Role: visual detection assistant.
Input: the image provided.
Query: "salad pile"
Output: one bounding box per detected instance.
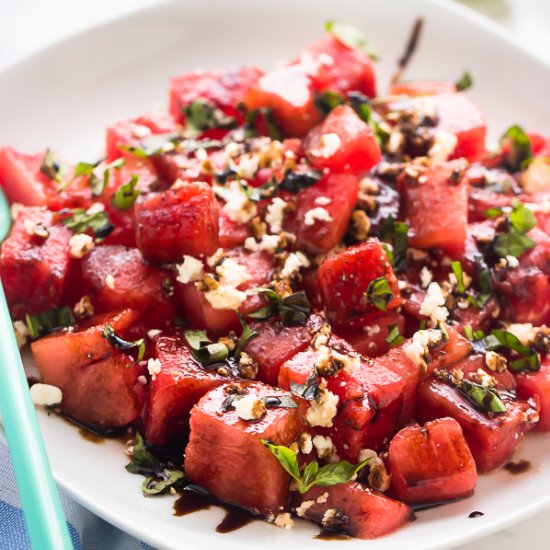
[1,21,550,539]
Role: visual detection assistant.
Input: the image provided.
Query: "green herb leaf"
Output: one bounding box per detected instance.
[142,469,186,496]
[290,369,320,401]
[279,169,323,194]
[500,124,533,171]
[325,21,378,60]
[234,316,259,359]
[260,441,301,484]
[385,324,405,348]
[455,70,473,92]
[312,459,370,489]
[314,91,346,116]
[39,149,64,183]
[248,288,281,320]
[379,216,409,270]
[243,108,283,141]
[92,157,125,197]
[120,132,183,159]
[464,325,474,341]
[112,174,140,210]
[280,291,312,326]
[103,324,145,362]
[184,329,228,366]
[493,231,536,258]
[509,199,537,233]
[73,161,97,178]
[25,306,75,340]
[184,99,238,137]
[183,329,210,350]
[451,261,466,294]
[456,379,507,415]
[365,277,393,311]
[241,179,278,202]
[60,208,114,239]
[262,395,298,409]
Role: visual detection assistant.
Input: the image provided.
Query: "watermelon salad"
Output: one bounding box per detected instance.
[1,20,550,539]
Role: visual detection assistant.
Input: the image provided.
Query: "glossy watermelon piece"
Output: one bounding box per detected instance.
[399,160,469,255]
[516,356,550,431]
[135,181,220,263]
[293,482,413,539]
[144,333,236,446]
[388,418,478,504]
[304,105,381,174]
[184,382,306,516]
[317,239,402,325]
[0,207,72,318]
[81,245,176,328]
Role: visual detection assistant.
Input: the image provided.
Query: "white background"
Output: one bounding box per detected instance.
[0,0,549,549]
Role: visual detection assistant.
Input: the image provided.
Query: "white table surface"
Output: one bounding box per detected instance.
[0,1,549,549]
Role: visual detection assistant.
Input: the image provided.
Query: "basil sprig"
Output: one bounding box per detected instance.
[103,324,145,362]
[378,216,409,270]
[249,289,311,326]
[262,440,371,493]
[279,169,323,194]
[290,369,320,401]
[112,174,140,210]
[234,315,259,360]
[485,329,540,372]
[365,277,393,311]
[125,434,187,496]
[25,306,75,340]
[455,378,507,415]
[385,324,405,348]
[184,329,229,366]
[455,70,473,92]
[325,20,378,60]
[39,149,65,183]
[60,208,114,239]
[184,99,238,137]
[222,393,297,412]
[244,108,283,141]
[499,124,533,171]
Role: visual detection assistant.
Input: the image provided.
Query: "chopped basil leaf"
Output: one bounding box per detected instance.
[25,306,75,340]
[487,329,540,372]
[125,434,187,496]
[280,291,312,326]
[456,379,507,415]
[509,200,537,233]
[474,254,492,298]
[73,161,97,178]
[112,174,140,210]
[325,21,378,60]
[60,208,114,239]
[184,329,228,366]
[241,179,278,202]
[489,200,537,258]
[184,99,238,137]
[379,216,409,270]
[290,369,320,401]
[262,440,371,493]
[347,91,389,145]
[262,395,298,409]
[493,231,536,258]
[500,124,533,171]
[509,355,540,372]
[365,277,393,311]
[103,324,145,362]
[385,324,405,348]
[455,70,473,92]
[451,261,466,294]
[234,316,259,359]
[315,91,346,116]
[464,325,474,341]
[244,108,283,141]
[279,169,323,194]
[39,149,64,183]
[120,132,183,159]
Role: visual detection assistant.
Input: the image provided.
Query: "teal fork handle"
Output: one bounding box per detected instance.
[0,283,73,549]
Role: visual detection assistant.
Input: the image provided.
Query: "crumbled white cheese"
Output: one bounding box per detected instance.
[214,180,257,223]
[147,329,162,339]
[358,448,378,463]
[315,133,341,158]
[105,274,115,290]
[147,358,162,381]
[485,351,507,373]
[85,202,105,216]
[204,285,247,310]
[176,255,204,284]
[428,131,458,163]
[316,492,329,504]
[244,233,281,254]
[13,320,30,349]
[237,153,259,179]
[273,513,294,530]
[265,197,288,234]
[137,375,148,385]
[419,282,449,325]
[306,388,339,428]
[234,394,266,421]
[312,435,335,460]
[322,509,339,527]
[314,196,331,206]
[471,368,497,388]
[216,258,251,288]
[295,500,315,517]
[131,124,152,139]
[419,266,433,289]
[281,251,310,279]
[363,324,381,337]
[506,255,520,268]
[506,323,537,346]
[331,349,361,373]
[304,207,333,226]
[30,384,62,407]
[412,96,437,120]
[297,432,313,455]
[404,329,443,372]
[68,233,94,259]
[10,203,24,220]
[207,248,225,267]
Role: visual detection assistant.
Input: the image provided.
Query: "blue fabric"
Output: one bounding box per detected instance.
[0,442,153,549]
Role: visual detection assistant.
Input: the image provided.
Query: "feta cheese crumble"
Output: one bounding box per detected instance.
[30,384,62,407]
[68,233,94,259]
[147,358,162,381]
[176,255,204,284]
[214,180,257,223]
[304,207,333,226]
[315,133,341,158]
[105,274,115,290]
[314,196,331,206]
[506,323,537,346]
[419,282,449,325]
[216,258,251,287]
[234,394,266,421]
[265,197,288,234]
[404,329,443,372]
[312,435,335,460]
[428,131,458,163]
[306,387,339,428]
[204,285,247,310]
[419,266,433,289]
[281,251,310,278]
[244,233,281,254]
[273,513,294,530]
[13,320,30,349]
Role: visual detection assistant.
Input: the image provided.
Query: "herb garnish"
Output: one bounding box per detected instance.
[222,393,297,412]
[241,179,278,202]
[365,277,393,311]
[455,71,473,92]
[60,208,114,239]
[184,99,238,137]
[249,289,312,326]
[243,108,283,141]
[184,329,229,366]
[454,378,507,415]
[39,149,64,183]
[262,440,371,493]
[125,434,187,496]
[103,324,145,362]
[25,306,75,340]
[112,174,140,210]
[234,316,259,360]
[325,21,378,60]
[385,324,405,348]
[290,369,320,401]
[486,329,540,372]
[499,124,533,171]
[279,169,323,194]
[378,216,409,270]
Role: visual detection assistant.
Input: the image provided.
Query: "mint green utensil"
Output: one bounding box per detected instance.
[0,188,73,549]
